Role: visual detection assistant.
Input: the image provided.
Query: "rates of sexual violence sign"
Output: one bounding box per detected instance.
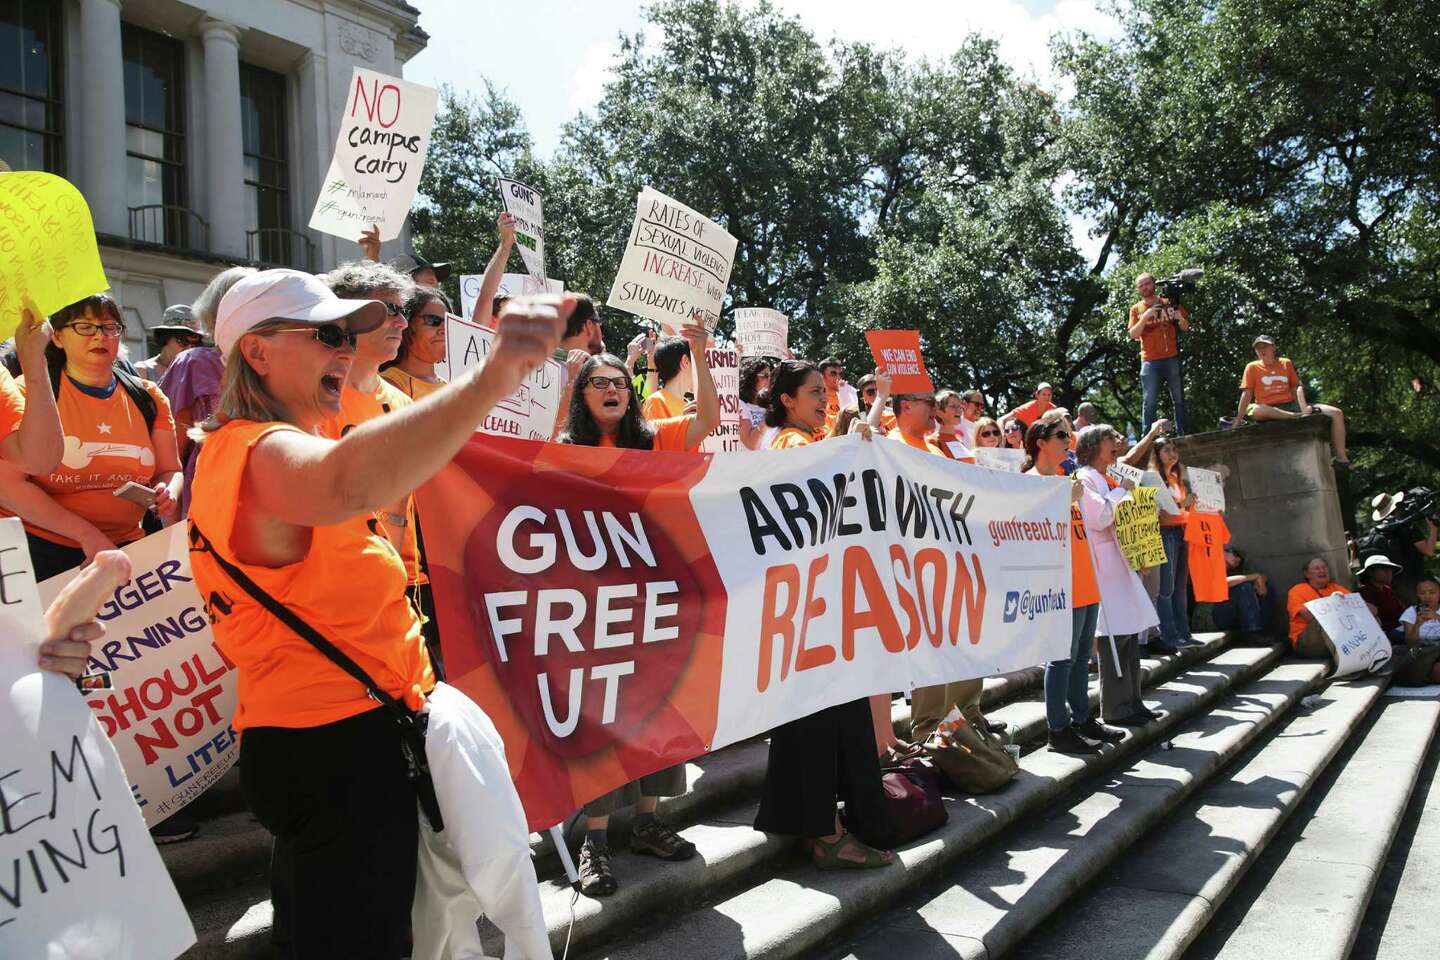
[417,434,1072,830]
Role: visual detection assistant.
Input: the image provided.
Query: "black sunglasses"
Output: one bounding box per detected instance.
[978,429,1001,438]
[417,311,446,327]
[266,323,358,350]
[1050,430,1072,442]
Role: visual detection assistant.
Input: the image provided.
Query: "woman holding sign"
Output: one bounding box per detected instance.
[186,269,561,959]
[1074,424,1161,727]
[1025,412,1126,754]
[555,321,718,897]
[751,360,893,869]
[1149,437,1196,649]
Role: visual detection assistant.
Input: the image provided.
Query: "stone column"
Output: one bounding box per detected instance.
[77,0,128,236]
[199,19,246,258]
[297,48,334,271]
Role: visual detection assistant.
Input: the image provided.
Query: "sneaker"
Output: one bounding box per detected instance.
[578,839,618,897]
[1074,718,1126,743]
[149,815,198,845]
[1219,416,1236,430]
[631,819,697,861]
[985,719,1009,736]
[1146,637,1182,654]
[1048,726,1101,756]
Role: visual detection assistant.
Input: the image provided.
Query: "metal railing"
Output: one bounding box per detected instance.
[128,205,208,250]
[247,228,316,272]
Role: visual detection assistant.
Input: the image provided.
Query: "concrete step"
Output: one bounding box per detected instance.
[554,643,1289,960]
[164,634,1232,903]
[814,656,1333,960]
[177,636,1243,959]
[1353,701,1440,960]
[1011,679,1423,959]
[1174,695,1440,960]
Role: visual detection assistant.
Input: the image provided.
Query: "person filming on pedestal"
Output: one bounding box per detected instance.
[1128,273,1189,435]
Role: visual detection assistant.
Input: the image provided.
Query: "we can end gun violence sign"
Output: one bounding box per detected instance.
[607,188,738,334]
[417,434,1072,830]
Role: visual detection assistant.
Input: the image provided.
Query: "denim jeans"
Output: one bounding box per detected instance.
[1141,356,1186,434]
[1045,603,1100,732]
[1211,581,1274,633]
[1156,525,1191,643]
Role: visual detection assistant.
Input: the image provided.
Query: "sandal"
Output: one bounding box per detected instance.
[810,832,894,870]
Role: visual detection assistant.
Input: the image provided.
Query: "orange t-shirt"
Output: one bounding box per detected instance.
[0,367,23,439]
[1286,581,1349,644]
[888,429,944,456]
[381,366,445,401]
[1070,503,1100,607]
[1010,398,1053,428]
[771,427,815,450]
[325,380,426,587]
[596,415,695,452]
[3,374,175,547]
[1184,512,1231,602]
[1241,357,1300,406]
[641,389,686,422]
[188,420,433,730]
[1130,299,1187,361]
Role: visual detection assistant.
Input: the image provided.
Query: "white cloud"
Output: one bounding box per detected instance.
[568,39,621,116]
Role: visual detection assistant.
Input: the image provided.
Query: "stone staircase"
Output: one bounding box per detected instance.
[164,633,1434,960]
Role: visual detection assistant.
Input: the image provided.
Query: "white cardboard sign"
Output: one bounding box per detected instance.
[497,178,546,284]
[607,187,737,334]
[0,518,197,958]
[1140,470,1182,515]
[974,447,1025,473]
[701,342,741,455]
[733,308,789,358]
[309,68,440,242]
[1304,591,1392,679]
[1107,461,1143,486]
[443,313,564,440]
[458,273,564,325]
[1187,466,1226,513]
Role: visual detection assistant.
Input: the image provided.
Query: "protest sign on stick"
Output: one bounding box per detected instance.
[444,313,564,440]
[497,178,546,284]
[309,68,440,242]
[1113,486,1168,570]
[606,187,737,334]
[38,526,238,828]
[416,435,1070,830]
[1,518,197,958]
[458,273,564,323]
[974,447,1025,473]
[0,172,108,335]
[701,341,741,454]
[1187,466,1226,513]
[865,330,934,393]
[1304,591,1391,679]
[733,308,789,358]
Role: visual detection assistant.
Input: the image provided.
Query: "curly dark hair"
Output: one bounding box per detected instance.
[739,355,774,405]
[46,293,126,372]
[557,353,656,450]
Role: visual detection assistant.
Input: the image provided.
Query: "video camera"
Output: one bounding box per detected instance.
[1378,486,1440,532]
[1157,268,1204,309]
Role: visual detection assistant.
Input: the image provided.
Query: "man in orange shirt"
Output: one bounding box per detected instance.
[1234,334,1349,466]
[1005,382,1054,430]
[1286,556,1358,658]
[1128,273,1190,434]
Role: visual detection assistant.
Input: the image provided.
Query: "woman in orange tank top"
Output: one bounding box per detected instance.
[750,361,894,870]
[189,268,566,959]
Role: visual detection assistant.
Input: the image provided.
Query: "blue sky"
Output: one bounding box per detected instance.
[405,0,1119,158]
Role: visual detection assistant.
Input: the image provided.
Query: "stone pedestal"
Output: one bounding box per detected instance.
[1176,417,1350,632]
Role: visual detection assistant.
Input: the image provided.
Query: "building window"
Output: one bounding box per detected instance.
[122,24,190,246]
[240,63,295,265]
[0,0,64,173]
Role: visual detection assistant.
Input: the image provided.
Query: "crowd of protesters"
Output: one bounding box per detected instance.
[7,215,1434,959]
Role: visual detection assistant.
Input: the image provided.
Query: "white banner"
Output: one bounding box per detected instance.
[689,437,1073,744]
[1,518,196,958]
[1108,461,1143,486]
[309,68,440,242]
[1187,466,1226,513]
[497,178,546,284]
[974,447,1025,473]
[458,273,564,324]
[37,526,237,829]
[701,342,741,454]
[443,313,565,440]
[1304,591,1392,679]
[733,307,789,358]
[606,187,737,334]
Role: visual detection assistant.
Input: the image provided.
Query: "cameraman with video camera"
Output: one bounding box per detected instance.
[1128,272,1194,434]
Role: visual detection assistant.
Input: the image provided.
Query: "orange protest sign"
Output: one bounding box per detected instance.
[865,329,934,393]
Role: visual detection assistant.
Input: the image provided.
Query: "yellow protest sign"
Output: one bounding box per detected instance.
[1114,485,1168,571]
[0,172,108,338]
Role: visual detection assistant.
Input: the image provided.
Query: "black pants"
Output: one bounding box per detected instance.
[26,532,87,582]
[754,697,885,839]
[240,707,419,959]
